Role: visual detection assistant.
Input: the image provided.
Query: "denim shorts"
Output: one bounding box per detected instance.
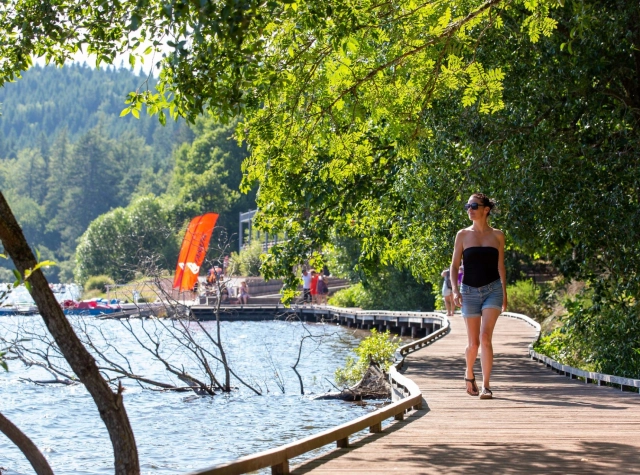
[460,279,503,318]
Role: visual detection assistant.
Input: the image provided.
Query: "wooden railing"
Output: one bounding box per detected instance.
[185,312,450,475]
[502,312,640,393]
[186,310,638,475]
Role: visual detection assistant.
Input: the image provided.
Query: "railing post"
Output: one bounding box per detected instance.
[337,437,349,448]
[370,422,382,433]
[394,412,404,421]
[271,460,290,475]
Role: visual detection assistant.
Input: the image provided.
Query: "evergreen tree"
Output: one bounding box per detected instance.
[5,148,48,204]
[42,130,72,252]
[0,64,185,159]
[53,128,122,258]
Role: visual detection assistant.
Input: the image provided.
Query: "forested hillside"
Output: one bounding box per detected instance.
[0,64,189,161]
[0,64,254,283]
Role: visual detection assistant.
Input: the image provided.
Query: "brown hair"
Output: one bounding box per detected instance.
[471,193,497,214]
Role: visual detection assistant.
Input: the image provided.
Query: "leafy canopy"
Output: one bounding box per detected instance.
[1,0,558,119]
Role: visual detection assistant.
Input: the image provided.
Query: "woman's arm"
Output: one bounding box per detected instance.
[450,231,464,307]
[496,230,507,312]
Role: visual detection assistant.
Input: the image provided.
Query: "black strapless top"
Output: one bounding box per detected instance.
[462,247,500,288]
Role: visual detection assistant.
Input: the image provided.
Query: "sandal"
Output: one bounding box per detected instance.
[479,387,493,399]
[464,377,479,396]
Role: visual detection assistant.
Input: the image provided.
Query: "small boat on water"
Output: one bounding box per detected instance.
[0,283,106,316]
[0,284,41,316]
[63,299,121,316]
[0,304,39,316]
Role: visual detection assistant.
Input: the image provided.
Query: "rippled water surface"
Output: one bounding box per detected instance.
[0,318,368,474]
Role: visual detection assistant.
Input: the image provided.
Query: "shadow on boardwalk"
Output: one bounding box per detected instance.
[293,316,640,474]
[296,437,640,474]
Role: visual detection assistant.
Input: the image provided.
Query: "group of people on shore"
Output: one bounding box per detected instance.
[204,267,250,305]
[200,262,332,307]
[301,268,330,305]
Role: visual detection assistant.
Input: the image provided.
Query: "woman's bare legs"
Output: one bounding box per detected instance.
[463,316,481,393]
[444,294,454,316]
[480,308,500,390]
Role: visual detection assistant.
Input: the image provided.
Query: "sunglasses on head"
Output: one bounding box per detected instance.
[464,203,486,211]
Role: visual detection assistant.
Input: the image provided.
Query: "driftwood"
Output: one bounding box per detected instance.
[314,364,391,401]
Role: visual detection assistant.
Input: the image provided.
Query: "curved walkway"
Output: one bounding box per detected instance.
[293,315,640,474]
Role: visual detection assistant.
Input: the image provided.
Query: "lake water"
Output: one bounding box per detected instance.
[0,318,370,474]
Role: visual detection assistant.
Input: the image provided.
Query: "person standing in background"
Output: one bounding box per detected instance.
[316,274,329,305]
[310,270,319,305]
[301,269,312,305]
[441,268,454,316]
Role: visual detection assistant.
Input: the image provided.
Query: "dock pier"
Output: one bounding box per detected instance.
[189,304,443,339]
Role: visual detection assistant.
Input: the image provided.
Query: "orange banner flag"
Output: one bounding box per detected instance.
[173,213,219,291]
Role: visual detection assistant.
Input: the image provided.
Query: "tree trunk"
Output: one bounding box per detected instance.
[0,410,54,475]
[0,192,139,474]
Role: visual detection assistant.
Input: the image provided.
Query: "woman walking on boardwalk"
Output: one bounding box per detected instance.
[450,193,507,399]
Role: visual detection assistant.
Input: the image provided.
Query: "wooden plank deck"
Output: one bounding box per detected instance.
[293,315,640,474]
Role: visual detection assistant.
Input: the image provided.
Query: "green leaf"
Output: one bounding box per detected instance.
[34,260,57,270]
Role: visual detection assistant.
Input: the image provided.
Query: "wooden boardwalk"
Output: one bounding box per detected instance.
[294,315,640,474]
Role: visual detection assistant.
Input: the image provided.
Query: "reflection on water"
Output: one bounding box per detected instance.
[0,319,368,474]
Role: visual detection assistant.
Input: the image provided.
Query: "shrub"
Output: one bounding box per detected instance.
[227,240,263,276]
[328,283,369,308]
[507,279,549,322]
[335,329,400,386]
[534,328,590,370]
[84,275,115,293]
[240,240,263,276]
[226,252,241,276]
[328,268,435,311]
[534,278,640,379]
[81,288,104,300]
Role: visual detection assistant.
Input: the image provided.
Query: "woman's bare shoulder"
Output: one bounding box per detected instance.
[457,227,474,236]
[454,228,471,244]
[493,228,505,241]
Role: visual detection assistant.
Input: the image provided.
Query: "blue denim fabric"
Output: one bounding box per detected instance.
[460,279,503,318]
